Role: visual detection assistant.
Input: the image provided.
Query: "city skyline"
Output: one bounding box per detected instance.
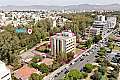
[0,0,120,6]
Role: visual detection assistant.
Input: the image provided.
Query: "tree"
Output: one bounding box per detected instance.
[90,70,99,80]
[108,42,113,51]
[63,69,87,80]
[100,47,106,53]
[38,63,49,74]
[49,61,60,72]
[57,52,68,64]
[0,18,53,67]
[30,62,38,69]
[29,73,43,80]
[67,52,74,62]
[93,35,102,43]
[98,65,106,75]
[83,64,94,73]
[85,39,93,48]
[98,52,105,57]
[31,56,42,63]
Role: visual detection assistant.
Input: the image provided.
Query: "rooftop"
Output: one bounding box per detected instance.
[51,30,75,39]
[14,65,39,80]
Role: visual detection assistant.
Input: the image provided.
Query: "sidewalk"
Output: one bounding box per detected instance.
[20,41,50,62]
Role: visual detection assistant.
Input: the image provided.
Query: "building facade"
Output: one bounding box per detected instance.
[0,61,11,80]
[51,30,76,57]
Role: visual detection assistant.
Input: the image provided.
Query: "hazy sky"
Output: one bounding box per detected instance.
[0,0,119,6]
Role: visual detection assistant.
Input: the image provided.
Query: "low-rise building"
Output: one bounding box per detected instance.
[14,65,39,80]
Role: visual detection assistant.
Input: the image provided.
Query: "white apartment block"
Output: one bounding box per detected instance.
[0,61,11,80]
[107,16,117,29]
[51,30,76,57]
[93,15,108,37]
[97,15,106,22]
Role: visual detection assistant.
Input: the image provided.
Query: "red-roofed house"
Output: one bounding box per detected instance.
[14,65,39,80]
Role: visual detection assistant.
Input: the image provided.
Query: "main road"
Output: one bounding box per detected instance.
[43,28,117,80]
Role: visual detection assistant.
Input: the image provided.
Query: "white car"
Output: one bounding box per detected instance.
[86,53,90,56]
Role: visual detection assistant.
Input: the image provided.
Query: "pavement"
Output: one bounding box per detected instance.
[20,41,50,62]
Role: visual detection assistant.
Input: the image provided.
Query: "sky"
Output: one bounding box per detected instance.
[0,0,120,6]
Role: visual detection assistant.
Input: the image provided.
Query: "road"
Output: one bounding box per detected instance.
[52,29,117,80]
[54,45,100,80]
[43,29,117,80]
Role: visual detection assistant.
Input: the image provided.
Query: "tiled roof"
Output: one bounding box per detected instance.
[14,65,38,80]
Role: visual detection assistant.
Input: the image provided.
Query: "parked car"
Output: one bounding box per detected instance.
[80,58,84,61]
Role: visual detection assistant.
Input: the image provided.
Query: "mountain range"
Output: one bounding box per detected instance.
[0,4,120,11]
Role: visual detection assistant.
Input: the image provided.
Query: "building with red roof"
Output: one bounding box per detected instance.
[14,65,39,80]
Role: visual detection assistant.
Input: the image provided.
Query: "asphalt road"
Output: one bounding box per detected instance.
[54,45,100,80]
[52,29,117,80]
[43,29,117,80]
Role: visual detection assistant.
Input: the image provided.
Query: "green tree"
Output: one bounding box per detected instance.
[93,35,102,43]
[31,56,42,63]
[49,61,60,72]
[63,69,88,80]
[29,73,43,80]
[57,52,68,64]
[85,39,93,48]
[38,63,49,74]
[30,62,38,69]
[84,64,94,73]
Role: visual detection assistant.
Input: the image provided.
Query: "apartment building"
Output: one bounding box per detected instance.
[51,30,76,57]
[0,61,11,80]
[85,27,101,36]
[92,15,108,38]
[107,16,117,29]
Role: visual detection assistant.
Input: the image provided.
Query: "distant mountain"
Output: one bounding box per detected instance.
[0,4,120,11]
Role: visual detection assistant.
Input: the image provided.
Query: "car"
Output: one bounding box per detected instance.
[79,57,81,59]
[80,58,84,61]
[81,48,86,50]
[95,55,99,58]
[82,54,86,56]
[87,60,89,62]
[61,70,63,72]
[70,63,72,65]
[86,53,90,56]
[57,72,60,75]
[69,62,75,65]
[74,59,78,62]
[55,74,58,77]
[64,70,69,74]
